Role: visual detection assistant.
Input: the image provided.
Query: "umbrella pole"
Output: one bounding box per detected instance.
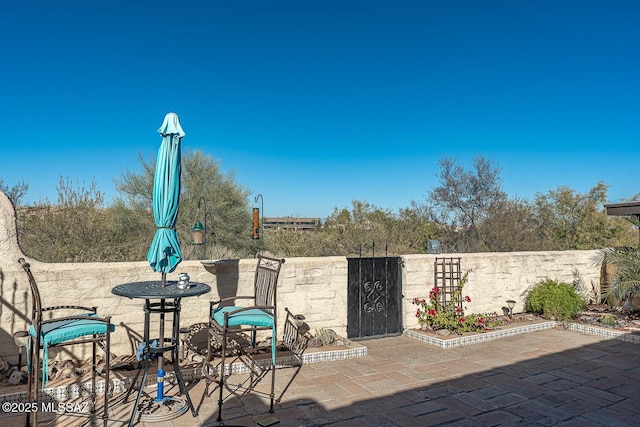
[157,273,166,401]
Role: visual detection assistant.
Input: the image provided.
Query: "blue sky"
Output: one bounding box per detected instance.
[2,1,639,218]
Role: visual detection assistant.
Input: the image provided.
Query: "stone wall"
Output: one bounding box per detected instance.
[401,252,601,331]
[0,191,602,363]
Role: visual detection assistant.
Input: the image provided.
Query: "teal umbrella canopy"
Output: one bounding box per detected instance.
[147,112,185,274]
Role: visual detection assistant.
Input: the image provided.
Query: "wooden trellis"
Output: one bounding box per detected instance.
[434,257,463,313]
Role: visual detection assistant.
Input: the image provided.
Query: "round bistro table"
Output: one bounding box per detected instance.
[112,280,211,426]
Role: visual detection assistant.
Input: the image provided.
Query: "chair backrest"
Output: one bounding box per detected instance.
[18,258,43,325]
[254,255,285,308]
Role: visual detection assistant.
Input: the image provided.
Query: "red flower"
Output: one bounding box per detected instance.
[428,309,436,316]
[415,309,421,317]
[458,317,466,323]
[465,296,471,303]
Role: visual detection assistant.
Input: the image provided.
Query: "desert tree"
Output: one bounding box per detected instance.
[115,149,256,259]
[0,178,29,206]
[16,178,150,262]
[427,155,506,252]
[533,182,635,250]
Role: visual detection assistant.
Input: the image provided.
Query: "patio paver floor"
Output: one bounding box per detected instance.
[2,328,639,426]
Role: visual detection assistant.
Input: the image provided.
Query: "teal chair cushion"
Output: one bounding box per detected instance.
[28,313,115,387]
[212,306,274,327]
[29,315,115,345]
[212,306,276,363]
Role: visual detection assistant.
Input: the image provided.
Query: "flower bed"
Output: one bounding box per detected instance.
[406,308,640,348]
[406,314,555,348]
[413,273,505,335]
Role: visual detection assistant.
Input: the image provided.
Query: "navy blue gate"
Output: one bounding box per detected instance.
[347,257,402,340]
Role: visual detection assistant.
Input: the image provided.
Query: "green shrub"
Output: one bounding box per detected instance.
[525,278,586,321]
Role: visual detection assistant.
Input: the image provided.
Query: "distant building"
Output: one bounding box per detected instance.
[263,217,320,231]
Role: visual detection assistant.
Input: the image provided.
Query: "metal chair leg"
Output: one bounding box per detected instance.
[32,334,42,427]
[103,321,111,427]
[217,326,227,422]
[269,363,275,413]
[92,339,97,415]
[25,334,35,427]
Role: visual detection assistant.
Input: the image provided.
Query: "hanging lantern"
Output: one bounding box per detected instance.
[252,208,260,240]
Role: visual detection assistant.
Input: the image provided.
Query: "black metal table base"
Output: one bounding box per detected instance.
[136,396,189,423]
[123,299,196,426]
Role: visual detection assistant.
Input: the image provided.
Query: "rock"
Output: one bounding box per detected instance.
[50,360,84,380]
[110,355,139,370]
[191,354,206,363]
[435,329,452,336]
[308,338,324,347]
[332,335,351,347]
[8,369,25,385]
[0,358,9,373]
[96,361,108,374]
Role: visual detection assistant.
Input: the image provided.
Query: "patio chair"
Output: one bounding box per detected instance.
[18,258,115,427]
[205,255,285,422]
[275,307,310,402]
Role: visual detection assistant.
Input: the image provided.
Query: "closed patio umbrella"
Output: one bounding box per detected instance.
[147,112,184,276]
[148,112,184,402]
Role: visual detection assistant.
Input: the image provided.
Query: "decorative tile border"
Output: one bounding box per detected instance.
[303,346,368,363]
[0,377,131,405]
[199,345,368,377]
[405,322,558,349]
[405,321,640,348]
[0,344,367,405]
[566,323,640,345]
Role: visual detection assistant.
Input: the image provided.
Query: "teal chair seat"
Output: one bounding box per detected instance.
[29,314,115,344]
[28,314,115,386]
[213,307,274,328]
[212,306,276,362]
